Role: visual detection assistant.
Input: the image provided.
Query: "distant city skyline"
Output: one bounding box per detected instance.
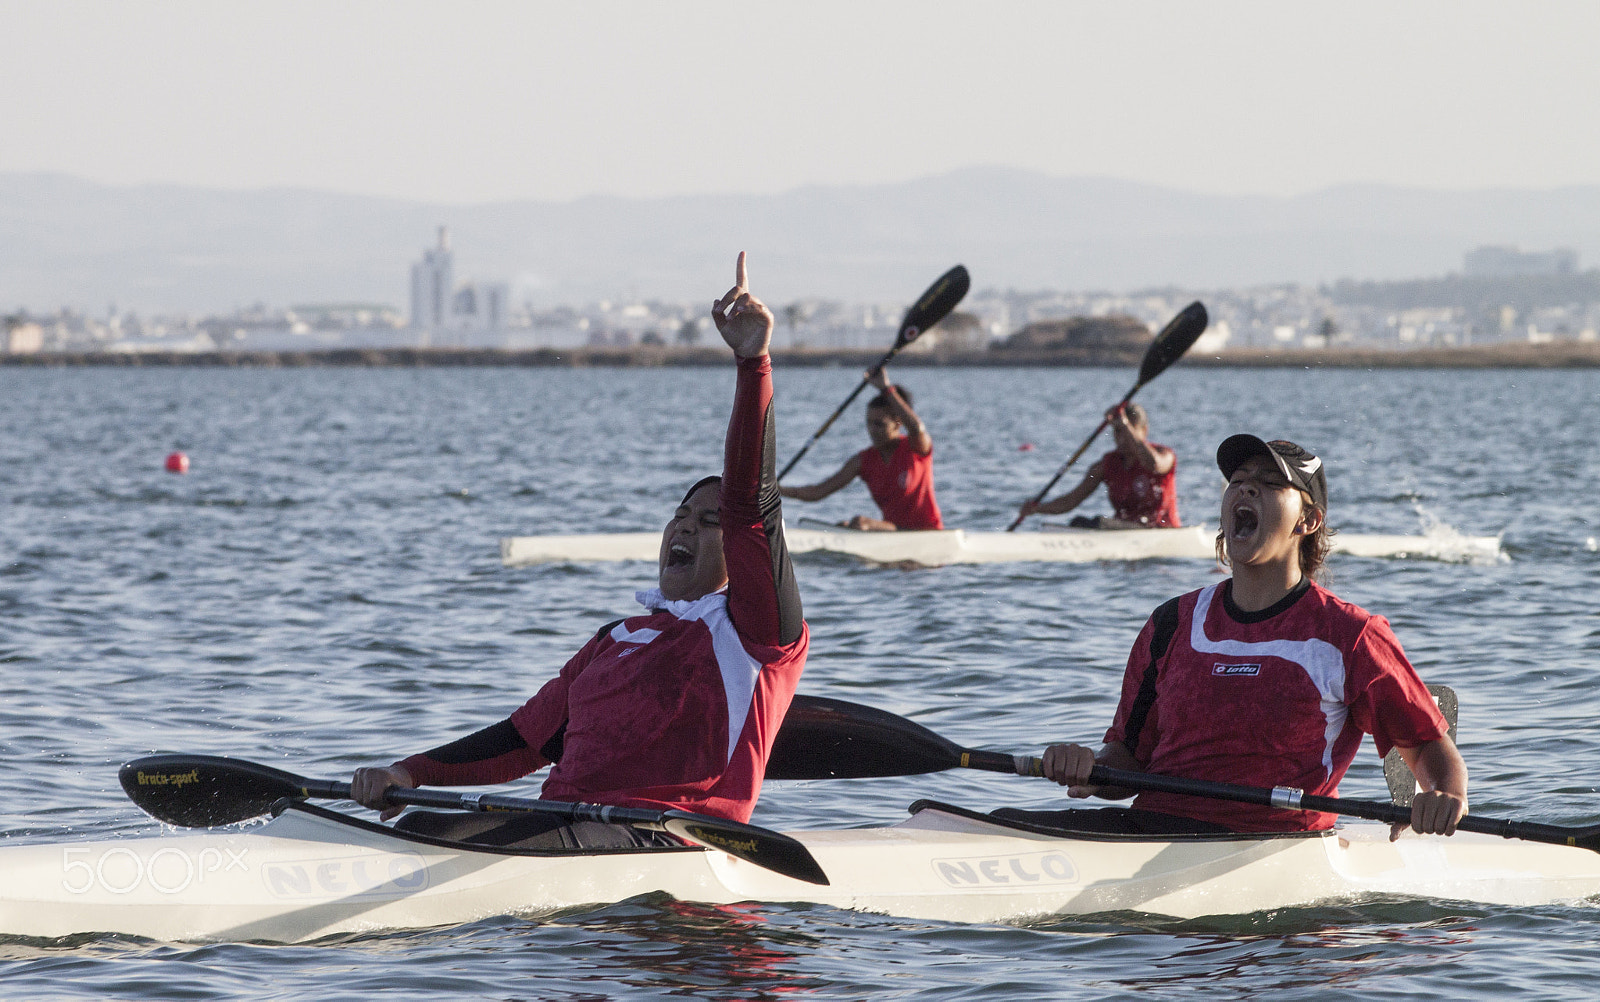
[3,1,1600,204]
[8,225,1596,358]
[5,168,1599,318]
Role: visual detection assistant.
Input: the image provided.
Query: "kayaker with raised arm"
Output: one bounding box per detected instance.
[351,253,808,847]
[1018,402,1179,528]
[1004,435,1467,838]
[778,368,943,531]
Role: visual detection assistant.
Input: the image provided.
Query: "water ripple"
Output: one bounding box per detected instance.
[2,366,1599,998]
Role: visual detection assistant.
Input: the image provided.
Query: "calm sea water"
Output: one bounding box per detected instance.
[1,363,1598,1000]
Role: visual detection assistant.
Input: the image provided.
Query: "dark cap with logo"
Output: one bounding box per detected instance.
[1216,434,1328,512]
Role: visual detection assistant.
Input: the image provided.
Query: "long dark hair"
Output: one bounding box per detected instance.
[680,476,722,506]
[1214,495,1335,583]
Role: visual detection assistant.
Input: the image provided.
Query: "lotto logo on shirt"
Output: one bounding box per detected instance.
[1212,663,1261,677]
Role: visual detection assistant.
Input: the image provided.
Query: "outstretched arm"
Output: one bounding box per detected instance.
[714,253,804,648]
[351,719,547,821]
[349,618,621,820]
[1021,462,1105,517]
[779,453,862,502]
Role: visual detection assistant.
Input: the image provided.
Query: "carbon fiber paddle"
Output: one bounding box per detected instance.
[120,754,828,885]
[777,264,969,483]
[1008,300,1208,530]
[769,693,1600,853]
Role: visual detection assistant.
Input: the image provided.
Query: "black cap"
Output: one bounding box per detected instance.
[1216,435,1328,513]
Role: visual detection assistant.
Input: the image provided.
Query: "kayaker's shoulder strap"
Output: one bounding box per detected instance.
[592,617,628,644]
[1123,596,1183,756]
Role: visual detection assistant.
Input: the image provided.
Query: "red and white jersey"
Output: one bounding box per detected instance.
[1105,580,1448,831]
[505,585,806,822]
[857,437,943,530]
[1099,446,1180,527]
[399,355,808,824]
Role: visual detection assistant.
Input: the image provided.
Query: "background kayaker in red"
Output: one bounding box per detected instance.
[779,367,943,530]
[1018,402,1180,528]
[351,253,808,848]
[1007,435,1468,838]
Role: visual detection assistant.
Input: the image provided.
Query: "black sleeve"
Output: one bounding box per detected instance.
[420,719,531,764]
[1121,597,1182,758]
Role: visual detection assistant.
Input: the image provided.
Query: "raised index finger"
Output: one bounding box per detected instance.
[735,251,748,292]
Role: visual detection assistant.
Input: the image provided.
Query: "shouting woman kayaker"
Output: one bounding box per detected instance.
[351,253,808,847]
[1007,434,1468,837]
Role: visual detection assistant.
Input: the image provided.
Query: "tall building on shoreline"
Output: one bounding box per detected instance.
[408,226,510,344]
[409,227,455,334]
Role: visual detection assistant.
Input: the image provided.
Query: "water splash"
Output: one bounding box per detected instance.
[1403,503,1506,565]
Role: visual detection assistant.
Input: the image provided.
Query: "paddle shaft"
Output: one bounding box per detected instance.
[777,345,906,483]
[214,774,682,825]
[767,694,1600,853]
[928,744,1592,849]
[325,780,696,831]
[776,264,969,484]
[1007,301,1207,532]
[946,745,1580,847]
[1005,385,1140,531]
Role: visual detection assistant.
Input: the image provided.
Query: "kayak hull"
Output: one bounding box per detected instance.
[3,801,1594,943]
[500,526,1502,567]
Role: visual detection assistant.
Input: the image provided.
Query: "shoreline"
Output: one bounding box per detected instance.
[4,342,1600,368]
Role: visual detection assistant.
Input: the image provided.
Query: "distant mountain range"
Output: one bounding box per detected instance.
[3,168,1599,314]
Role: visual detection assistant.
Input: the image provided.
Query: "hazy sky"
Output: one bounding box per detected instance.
[4,1,1598,204]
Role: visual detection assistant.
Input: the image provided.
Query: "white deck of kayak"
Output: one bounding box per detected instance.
[2,802,1592,944]
[500,525,1504,567]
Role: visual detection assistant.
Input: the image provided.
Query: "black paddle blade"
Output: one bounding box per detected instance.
[766,694,961,779]
[661,813,830,885]
[1137,300,1208,386]
[895,265,970,349]
[120,754,317,827]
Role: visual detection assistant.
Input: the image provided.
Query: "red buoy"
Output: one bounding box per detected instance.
[165,451,190,474]
[1018,442,1035,452]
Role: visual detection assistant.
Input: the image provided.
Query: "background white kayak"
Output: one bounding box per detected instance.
[500,525,1504,567]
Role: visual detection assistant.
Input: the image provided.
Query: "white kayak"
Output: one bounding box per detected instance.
[4,799,1595,944]
[500,525,1503,568]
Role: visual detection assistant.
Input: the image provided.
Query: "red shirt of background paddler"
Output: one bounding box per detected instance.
[1017,402,1178,529]
[856,436,942,531]
[778,371,944,531]
[1099,447,1179,527]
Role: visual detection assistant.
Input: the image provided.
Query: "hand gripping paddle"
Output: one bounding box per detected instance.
[1009,301,1208,530]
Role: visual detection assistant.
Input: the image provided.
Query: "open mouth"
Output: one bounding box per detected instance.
[1230,505,1259,539]
[667,543,695,567]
